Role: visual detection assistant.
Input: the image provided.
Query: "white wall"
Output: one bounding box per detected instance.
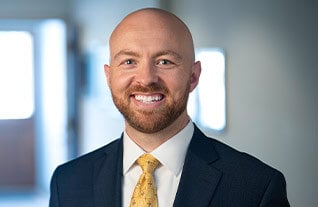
[164,0,317,206]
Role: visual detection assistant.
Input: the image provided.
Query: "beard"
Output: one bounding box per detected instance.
[110,82,190,134]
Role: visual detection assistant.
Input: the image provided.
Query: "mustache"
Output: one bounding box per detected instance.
[126,83,169,94]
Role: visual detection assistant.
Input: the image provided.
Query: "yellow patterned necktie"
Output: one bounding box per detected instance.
[130,154,160,207]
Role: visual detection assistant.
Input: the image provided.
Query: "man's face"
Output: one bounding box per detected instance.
[105,12,200,134]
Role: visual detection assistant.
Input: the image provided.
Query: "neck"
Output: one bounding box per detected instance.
[125,113,190,152]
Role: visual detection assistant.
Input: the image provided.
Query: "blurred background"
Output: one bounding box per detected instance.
[0,0,317,206]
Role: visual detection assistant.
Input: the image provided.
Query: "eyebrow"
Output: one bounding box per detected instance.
[113,50,141,60]
[113,49,183,61]
[154,50,183,61]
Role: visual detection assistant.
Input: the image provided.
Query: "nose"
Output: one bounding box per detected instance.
[135,62,159,86]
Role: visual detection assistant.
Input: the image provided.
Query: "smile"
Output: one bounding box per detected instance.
[134,94,164,103]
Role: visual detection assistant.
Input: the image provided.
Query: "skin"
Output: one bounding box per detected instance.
[104,8,201,152]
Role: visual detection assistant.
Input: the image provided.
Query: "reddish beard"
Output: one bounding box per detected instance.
[110,82,190,134]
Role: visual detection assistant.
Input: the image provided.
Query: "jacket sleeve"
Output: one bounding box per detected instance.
[259,171,290,207]
[49,167,60,207]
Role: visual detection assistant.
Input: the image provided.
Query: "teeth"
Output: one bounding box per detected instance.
[135,95,163,103]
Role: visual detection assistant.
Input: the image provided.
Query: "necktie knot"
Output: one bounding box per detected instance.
[137,154,159,174]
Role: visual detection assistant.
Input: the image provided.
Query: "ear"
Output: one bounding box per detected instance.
[189,61,201,92]
[104,64,111,86]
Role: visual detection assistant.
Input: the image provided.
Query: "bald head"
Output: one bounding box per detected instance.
[109,8,195,64]
[110,8,193,41]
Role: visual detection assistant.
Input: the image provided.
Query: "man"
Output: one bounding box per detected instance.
[49,8,289,207]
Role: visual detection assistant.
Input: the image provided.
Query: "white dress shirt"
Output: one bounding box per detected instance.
[122,121,194,207]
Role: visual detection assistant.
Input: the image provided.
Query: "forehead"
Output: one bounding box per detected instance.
[109,10,194,61]
[112,26,179,55]
[113,26,178,45]
[111,13,183,42]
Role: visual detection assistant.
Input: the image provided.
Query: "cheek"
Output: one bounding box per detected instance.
[109,72,134,92]
[164,73,191,96]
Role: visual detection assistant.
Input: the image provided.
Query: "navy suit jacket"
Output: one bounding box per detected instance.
[49,125,289,206]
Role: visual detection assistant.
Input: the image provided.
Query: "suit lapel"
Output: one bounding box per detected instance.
[90,127,221,207]
[174,126,222,207]
[93,138,123,207]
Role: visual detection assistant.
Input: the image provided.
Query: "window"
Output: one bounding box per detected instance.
[0,31,34,119]
[0,19,68,206]
[188,48,226,132]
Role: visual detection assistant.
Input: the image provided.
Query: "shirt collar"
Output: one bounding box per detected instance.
[123,121,194,176]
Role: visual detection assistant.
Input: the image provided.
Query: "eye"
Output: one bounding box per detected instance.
[157,59,172,65]
[117,58,137,69]
[156,59,177,69]
[124,59,135,65]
